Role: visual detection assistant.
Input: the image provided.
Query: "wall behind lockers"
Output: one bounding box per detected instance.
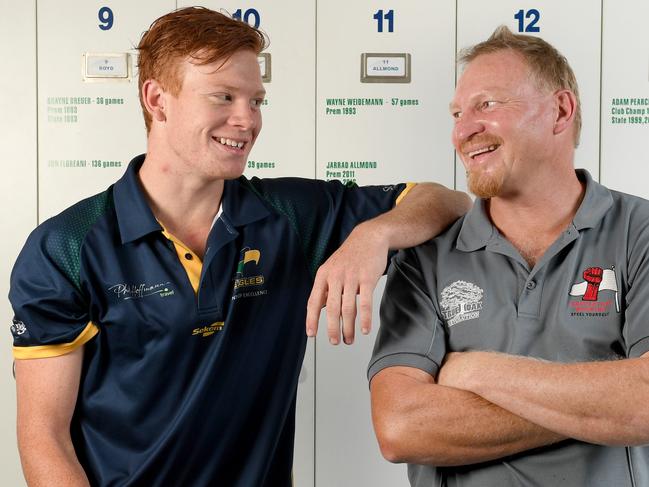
[1,1,647,485]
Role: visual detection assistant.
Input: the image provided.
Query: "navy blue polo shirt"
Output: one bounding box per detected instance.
[10,155,411,487]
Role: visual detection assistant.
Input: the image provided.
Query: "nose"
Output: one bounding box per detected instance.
[453,112,484,147]
[229,100,257,131]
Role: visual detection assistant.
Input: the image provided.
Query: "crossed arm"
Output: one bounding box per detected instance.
[306,183,471,345]
[370,350,649,467]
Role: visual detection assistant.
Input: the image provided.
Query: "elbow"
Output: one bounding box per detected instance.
[376,429,407,464]
[373,414,411,463]
[431,184,472,222]
[452,190,473,217]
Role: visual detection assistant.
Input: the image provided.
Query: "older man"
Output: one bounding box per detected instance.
[369,26,649,486]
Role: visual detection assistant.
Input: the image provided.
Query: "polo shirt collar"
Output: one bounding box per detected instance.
[113,154,162,244]
[456,169,613,252]
[572,169,613,230]
[114,156,271,244]
[456,199,496,252]
[221,177,270,227]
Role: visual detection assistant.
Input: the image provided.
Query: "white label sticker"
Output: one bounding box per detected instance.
[258,56,267,77]
[365,56,406,77]
[85,53,129,78]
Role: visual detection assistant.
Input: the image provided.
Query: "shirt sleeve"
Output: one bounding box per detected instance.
[9,226,98,359]
[367,244,447,381]
[623,213,649,358]
[244,177,412,278]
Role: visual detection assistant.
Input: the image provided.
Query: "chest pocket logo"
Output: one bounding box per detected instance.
[569,266,620,315]
[440,280,484,327]
[235,248,261,277]
[232,247,268,300]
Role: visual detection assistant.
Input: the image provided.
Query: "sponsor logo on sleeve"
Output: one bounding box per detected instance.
[440,280,484,327]
[568,266,620,316]
[10,319,27,336]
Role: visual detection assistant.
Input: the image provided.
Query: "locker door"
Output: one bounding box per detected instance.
[1,2,37,485]
[37,1,175,220]
[316,1,456,486]
[600,0,649,196]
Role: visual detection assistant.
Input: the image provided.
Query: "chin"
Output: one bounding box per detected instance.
[468,170,507,199]
[218,162,248,180]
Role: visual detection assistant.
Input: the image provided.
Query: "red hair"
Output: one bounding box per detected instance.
[137,7,267,132]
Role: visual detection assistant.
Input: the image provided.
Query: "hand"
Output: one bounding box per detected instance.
[583,266,603,301]
[305,221,389,345]
[583,267,603,285]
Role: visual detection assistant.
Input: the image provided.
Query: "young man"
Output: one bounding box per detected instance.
[9,7,469,486]
[370,26,649,486]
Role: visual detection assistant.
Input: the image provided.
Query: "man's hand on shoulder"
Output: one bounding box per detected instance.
[306,220,389,345]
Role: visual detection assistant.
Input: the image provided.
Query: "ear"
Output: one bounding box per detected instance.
[141,79,167,124]
[552,89,577,137]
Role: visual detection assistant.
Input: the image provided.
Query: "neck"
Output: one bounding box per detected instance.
[487,167,585,267]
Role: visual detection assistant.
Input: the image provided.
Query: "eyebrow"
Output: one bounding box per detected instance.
[448,89,508,112]
[211,85,267,97]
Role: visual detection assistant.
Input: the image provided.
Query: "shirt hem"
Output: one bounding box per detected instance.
[395,183,417,206]
[13,321,99,359]
[367,353,440,383]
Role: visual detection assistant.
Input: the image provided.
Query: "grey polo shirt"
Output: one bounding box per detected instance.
[369,170,649,487]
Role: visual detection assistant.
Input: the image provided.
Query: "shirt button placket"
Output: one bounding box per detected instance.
[519,276,542,318]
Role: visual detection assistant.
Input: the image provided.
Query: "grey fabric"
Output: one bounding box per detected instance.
[370,170,649,487]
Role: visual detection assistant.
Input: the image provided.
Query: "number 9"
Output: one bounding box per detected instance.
[98,6,114,31]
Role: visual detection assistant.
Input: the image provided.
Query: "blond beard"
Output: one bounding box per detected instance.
[467,165,507,199]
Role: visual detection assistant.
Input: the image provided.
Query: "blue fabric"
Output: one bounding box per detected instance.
[10,155,405,486]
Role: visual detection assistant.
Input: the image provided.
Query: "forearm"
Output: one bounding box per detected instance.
[371,369,565,466]
[457,352,649,445]
[365,183,471,249]
[19,430,90,487]
[15,350,88,486]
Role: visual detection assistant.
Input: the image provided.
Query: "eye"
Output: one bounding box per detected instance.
[212,94,232,104]
[451,110,462,119]
[250,98,265,108]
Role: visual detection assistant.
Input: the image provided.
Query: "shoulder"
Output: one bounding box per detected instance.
[240,176,349,204]
[36,188,114,244]
[605,189,649,243]
[392,216,465,278]
[609,188,649,218]
[409,215,465,256]
[18,189,114,286]
[238,176,372,224]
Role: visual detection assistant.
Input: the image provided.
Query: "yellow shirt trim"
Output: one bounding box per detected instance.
[161,228,203,295]
[395,182,417,206]
[13,321,99,359]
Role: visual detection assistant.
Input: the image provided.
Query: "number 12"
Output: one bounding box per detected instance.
[514,9,540,33]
